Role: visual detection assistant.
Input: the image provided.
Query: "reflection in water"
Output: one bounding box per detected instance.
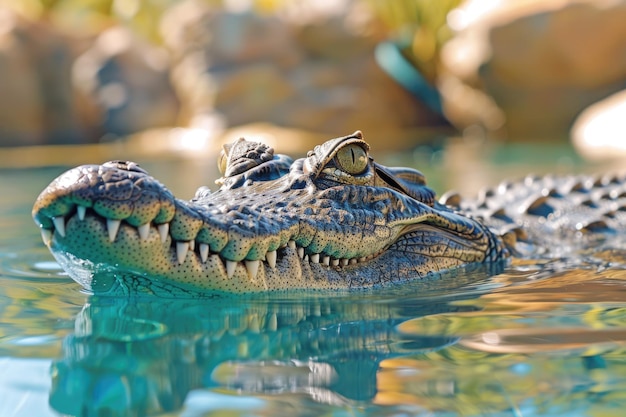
[41,265,626,416]
[391,268,626,416]
[49,291,476,416]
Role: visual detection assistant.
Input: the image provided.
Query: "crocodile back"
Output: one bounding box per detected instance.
[441,173,626,259]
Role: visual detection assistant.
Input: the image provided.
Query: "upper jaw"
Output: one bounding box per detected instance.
[32,160,400,256]
[35,200,487,295]
[32,165,400,292]
[39,203,391,288]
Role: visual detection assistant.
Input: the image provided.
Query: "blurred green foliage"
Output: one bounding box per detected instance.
[365,0,463,81]
[2,0,289,42]
[4,0,178,41]
[4,0,461,80]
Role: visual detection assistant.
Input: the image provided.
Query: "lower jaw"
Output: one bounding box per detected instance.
[51,236,502,296]
[50,231,358,295]
[48,218,493,295]
[48,216,390,294]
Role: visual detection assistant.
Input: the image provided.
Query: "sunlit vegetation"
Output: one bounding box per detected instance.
[363,0,462,81]
[3,0,462,80]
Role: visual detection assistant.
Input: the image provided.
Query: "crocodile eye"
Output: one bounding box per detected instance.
[217,150,228,175]
[335,144,368,175]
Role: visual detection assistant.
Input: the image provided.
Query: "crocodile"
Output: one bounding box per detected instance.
[32,131,626,296]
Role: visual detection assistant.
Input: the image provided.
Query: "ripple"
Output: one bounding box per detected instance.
[461,327,626,354]
[8,334,59,347]
[0,245,69,282]
[31,260,65,274]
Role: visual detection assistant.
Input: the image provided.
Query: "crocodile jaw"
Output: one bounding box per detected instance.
[43,212,392,295]
[40,211,501,296]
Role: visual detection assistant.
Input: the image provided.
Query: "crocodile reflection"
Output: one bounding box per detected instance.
[49,286,484,415]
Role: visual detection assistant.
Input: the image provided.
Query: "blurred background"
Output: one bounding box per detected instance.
[0,0,625,185]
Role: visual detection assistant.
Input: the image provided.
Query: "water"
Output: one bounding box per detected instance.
[3,157,626,417]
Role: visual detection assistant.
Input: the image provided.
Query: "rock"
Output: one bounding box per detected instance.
[73,27,180,139]
[571,89,626,161]
[0,11,181,146]
[161,1,451,152]
[0,9,85,146]
[213,63,297,126]
[441,0,626,141]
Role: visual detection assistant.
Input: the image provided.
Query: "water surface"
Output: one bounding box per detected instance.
[2,152,626,417]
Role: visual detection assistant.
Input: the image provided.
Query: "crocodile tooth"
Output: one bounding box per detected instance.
[137,223,150,240]
[322,255,330,266]
[312,304,321,316]
[288,240,296,249]
[199,243,209,263]
[310,253,320,263]
[349,258,357,265]
[176,241,189,264]
[189,240,195,251]
[77,206,86,221]
[245,260,260,280]
[297,247,305,259]
[40,229,52,246]
[52,216,65,237]
[157,223,169,243]
[268,313,277,331]
[340,259,349,266]
[358,257,366,262]
[238,343,249,357]
[106,219,121,242]
[266,250,277,268]
[248,315,260,333]
[304,255,309,262]
[226,261,237,278]
[332,258,339,267]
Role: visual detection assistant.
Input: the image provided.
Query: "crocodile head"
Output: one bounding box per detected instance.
[32,131,507,295]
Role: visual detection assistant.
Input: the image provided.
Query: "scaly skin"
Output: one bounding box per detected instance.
[33,131,506,295]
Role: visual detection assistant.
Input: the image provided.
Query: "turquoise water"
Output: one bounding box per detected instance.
[3,160,626,417]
